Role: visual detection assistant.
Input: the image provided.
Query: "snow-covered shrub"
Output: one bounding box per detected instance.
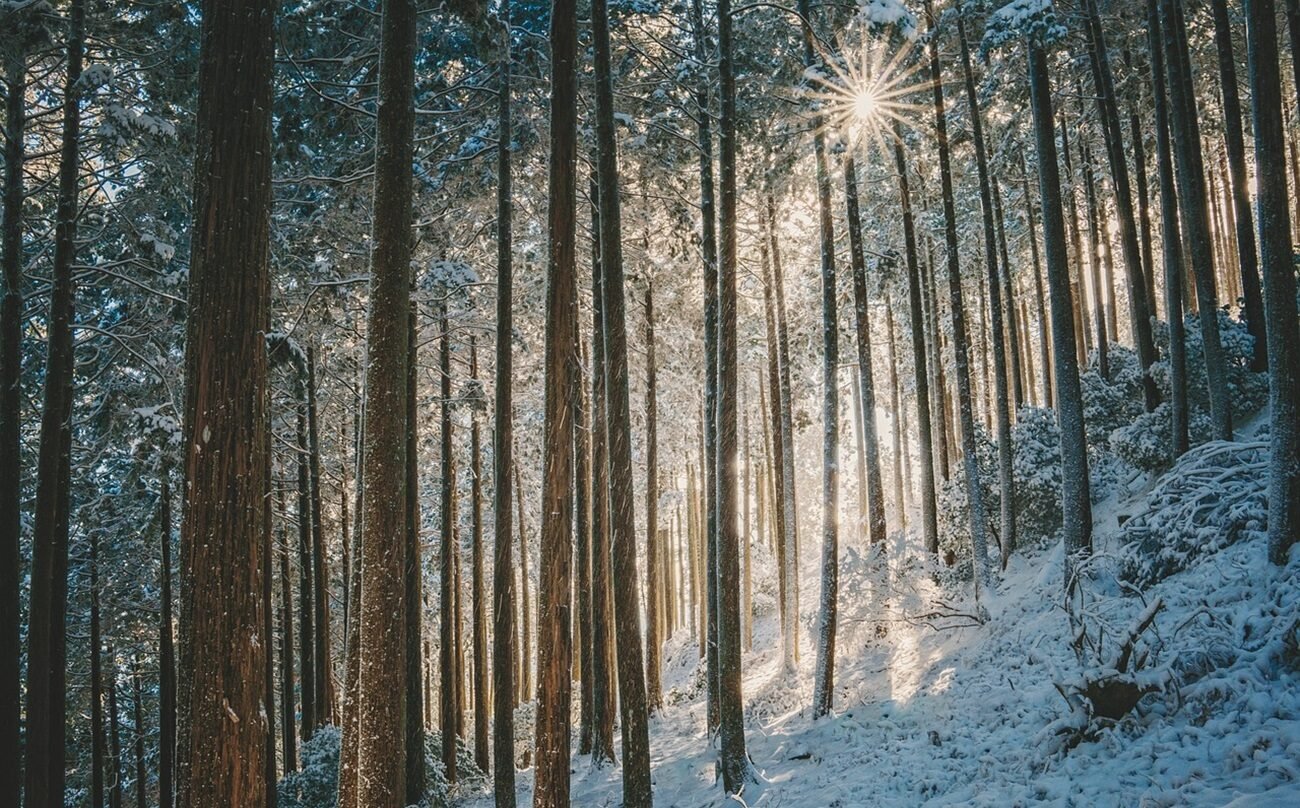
[1010,406,1062,544]
[277,726,340,808]
[936,424,998,574]
[1110,404,1173,472]
[1148,311,1268,429]
[1118,439,1268,587]
[1080,345,1145,450]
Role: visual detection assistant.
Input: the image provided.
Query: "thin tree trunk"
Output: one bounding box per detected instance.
[1081,0,1161,407]
[109,643,123,808]
[131,660,146,808]
[470,337,490,772]
[845,156,888,547]
[1019,152,1054,408]
[958,16,1016,567]
[354,0,415,801]
[533,0,579,799]
[263,442,278,806]
[514,460,532,704]
[643,284,662,713]
[894,139,939,553]
[159,472,176,807]
[885,299,906,532]
[927,1,992,592]
[1026,33,1093,589]
[438,300,458,785]
[306,349,333,726]
[992,176,1025,411]
[1147,0,1189,458]
[406,307,425,801]
[588,184,616,764]
[575,334,593,755]
[1059,115,1090,368]
[1160,0,1234,440]
[92,535,106,808]
[1080,136,1110,380]
[277,507,297,774]
[797,0,841,719]
[175,1,273,805]
[24,3,84,802]
[296,404,316,741]
[1243,0,1300,564]
[0,33,28,806]
[1209,0,1267,371]
[491,22,517,795]
[717,0,751,788]
[592,1,653,798]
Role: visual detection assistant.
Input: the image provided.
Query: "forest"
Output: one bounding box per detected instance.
[3,0,1300,805]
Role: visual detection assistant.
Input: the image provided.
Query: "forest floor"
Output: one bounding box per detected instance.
[460,421,1300,806]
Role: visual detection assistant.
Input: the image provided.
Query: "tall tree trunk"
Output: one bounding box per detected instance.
[766,197,800,671]
[716,0,750,788]
[894,139,939,554]
[1124,49,1160,323]
[1146,0,1189,458]
[296,404,316,741]
[588,184,617,765]
[306,348,333,725]
[1244,0,1300,564]
[797,0,841,719]
[277,514,296,775]
[926,1,992,591]
[760,235,789,645]
[1080,136,1110,380]
[24,3,84,803]
[175,0,273,805]
[1058,115,1090,368]
[992,175,1025,410]
[845,156,887,547]
[1209,0,1267,371]
[109,643,123,808]
[438,300,458,785]
[491,16,517,801]
[406,308,425,800]
[514,460,533,704]
[263,444,278,806]
[1160,0,1234,440]
[0,33,27,807]
[643,284,662,713]
[159,473,176,807]
[533,0,579,800]
[92,535,106,808]
[1081,0,1161,407]
[885,299,906,531]
[470,337,490,772]
[687,0,722,736]
[354,0,415,801]
[575,335,593,755]
[1019,152,1054,408]
[1026,33,1093,589]
[958,15,1016,568]
[132,659,146,808]
[592,0,653,799]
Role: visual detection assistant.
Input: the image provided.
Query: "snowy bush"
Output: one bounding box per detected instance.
[1148,311,1268,429]
[936,424,998,573]
[1117,439,1268,587]
[1080,345,1145,450]
[1010,407,1063,544]
[277,726,340,808]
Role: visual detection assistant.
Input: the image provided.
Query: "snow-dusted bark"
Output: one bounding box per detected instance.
[1243,0,1300,565]
[1026,32,1093,587]
[926,0,991,590]
[1158,0,1233,441]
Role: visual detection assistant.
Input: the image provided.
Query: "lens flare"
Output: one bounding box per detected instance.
[805,32,929,155]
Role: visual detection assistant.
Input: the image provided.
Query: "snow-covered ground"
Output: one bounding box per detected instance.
[459,430,1300,807]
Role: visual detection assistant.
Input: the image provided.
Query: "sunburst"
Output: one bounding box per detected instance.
[805,32,930,156]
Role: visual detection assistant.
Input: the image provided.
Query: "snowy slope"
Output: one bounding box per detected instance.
[458,436,1300,807]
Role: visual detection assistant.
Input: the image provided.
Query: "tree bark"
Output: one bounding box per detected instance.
[307,348,333,726]
[643,283,662,713]
[491,16,517,798]
[592,0,653,799]
[354,0,415,801]
[532,0,578,800]
[277,505,297,775]
[406,307,425,800]
[470,337,490,772]
[174,0,274,805]
[92,535,106,808]
[24,2,84,802]
[1209,0,1267,371]
[296,403,316,741]
[1243,0,1300,564]
[1146,0,1189,458]
[438,300,458,785]
[160,472,177,806]
[1026,35,1093,588]
[1159,0,1234,440]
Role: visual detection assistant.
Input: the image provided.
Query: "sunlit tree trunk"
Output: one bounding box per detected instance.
[532,0,579,800]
